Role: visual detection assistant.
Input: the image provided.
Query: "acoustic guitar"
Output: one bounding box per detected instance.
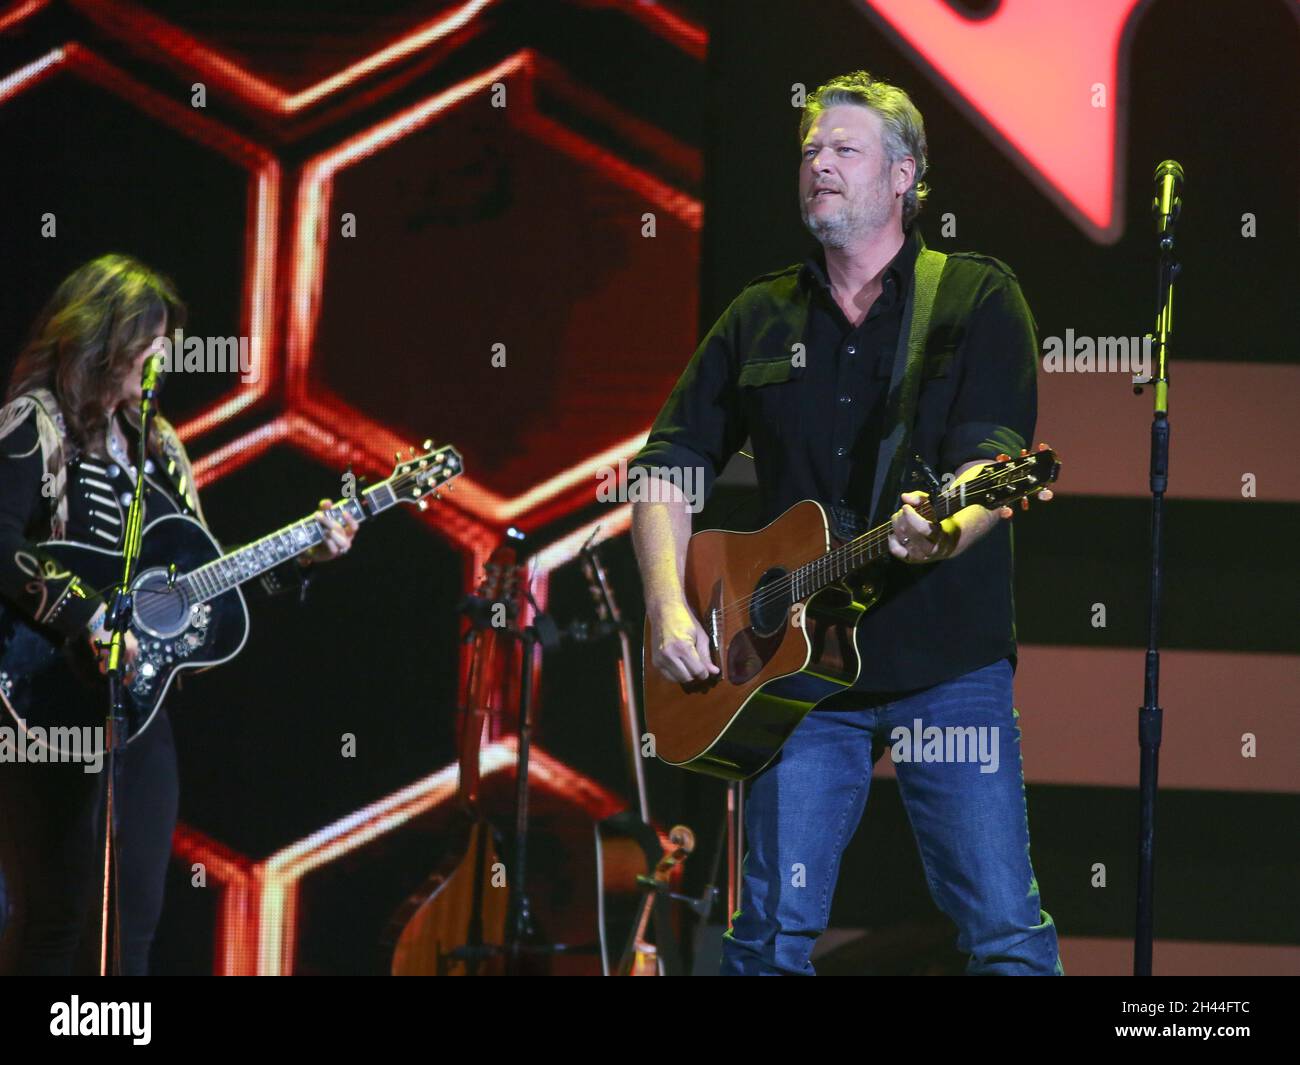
[642,447,1061,780]
[0,442,462,759]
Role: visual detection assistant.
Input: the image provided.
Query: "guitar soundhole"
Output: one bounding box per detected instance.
[749,567,791,638]
[133,569,193,639]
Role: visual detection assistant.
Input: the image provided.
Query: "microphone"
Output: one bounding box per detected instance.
[1152,160,1184,240]
[140,351,164,396]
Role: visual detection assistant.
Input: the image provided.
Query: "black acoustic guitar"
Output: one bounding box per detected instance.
[0,442,463,759]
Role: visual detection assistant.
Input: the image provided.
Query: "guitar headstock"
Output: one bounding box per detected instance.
[387,439,464,510]
[952,444,1060,514]
[460,541,529,638]
[479,544,525,606]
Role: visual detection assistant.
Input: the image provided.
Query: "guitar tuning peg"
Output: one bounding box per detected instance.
[1020,448,1029,457]
[434,491,442,500]
[417,499,428,511]
[1036,442,1050,452]
[996,453,1011,463]
[394,450,402,461]
[1020,497,1030,511]
[422,438,433,450]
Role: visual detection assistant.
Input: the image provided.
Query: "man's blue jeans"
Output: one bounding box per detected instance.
[720,658,1062,975]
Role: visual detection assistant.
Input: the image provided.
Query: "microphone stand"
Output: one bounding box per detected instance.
[97,358,161,975]
[503,623,541,973]
[1132,166,1182,977]
[501,598,614,972]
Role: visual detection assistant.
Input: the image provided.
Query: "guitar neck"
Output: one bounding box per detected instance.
[792,490,967,601]
[182,482,401,603]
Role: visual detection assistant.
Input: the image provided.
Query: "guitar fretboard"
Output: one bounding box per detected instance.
[181,484,397,602]
[712,453,1055,637]
[788,493,960,601]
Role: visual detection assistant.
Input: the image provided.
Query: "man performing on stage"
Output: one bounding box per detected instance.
[630,71,1062,975]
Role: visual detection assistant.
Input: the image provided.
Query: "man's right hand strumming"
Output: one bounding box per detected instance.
[631,477,720,684]
[648,599,719,684]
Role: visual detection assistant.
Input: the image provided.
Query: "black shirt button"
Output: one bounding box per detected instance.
[846,345,856,355]
[839,394,852,404]
[835,447,847,457]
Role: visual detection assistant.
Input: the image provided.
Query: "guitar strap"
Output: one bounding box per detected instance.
[0,388,73,540]
[865,245,949,528]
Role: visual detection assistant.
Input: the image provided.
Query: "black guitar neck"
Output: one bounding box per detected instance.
[181,486,393,603]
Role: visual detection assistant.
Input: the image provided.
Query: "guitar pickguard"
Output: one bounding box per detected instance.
[131,599,215,699]
[726,622,786,685]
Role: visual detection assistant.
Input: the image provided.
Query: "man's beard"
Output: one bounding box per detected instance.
[800,168,894,249]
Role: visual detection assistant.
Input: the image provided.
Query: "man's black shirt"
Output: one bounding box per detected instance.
[630,225,1039,692]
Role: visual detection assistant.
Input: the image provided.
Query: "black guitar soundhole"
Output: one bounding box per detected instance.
[749,567,791,638]
[133,568,193,639]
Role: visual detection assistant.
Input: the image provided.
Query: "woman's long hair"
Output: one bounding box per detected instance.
[6,254,186,454]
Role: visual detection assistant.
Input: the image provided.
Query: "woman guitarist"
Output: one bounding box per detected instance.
[0,254,357,974]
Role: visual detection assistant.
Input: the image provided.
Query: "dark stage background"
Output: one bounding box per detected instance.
[0,0,1295,975]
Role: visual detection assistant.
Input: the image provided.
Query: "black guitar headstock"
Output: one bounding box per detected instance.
[951,444,1061,513]
[386,440,464,511]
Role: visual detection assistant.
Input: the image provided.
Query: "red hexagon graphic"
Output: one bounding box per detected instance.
[285,48,703,533]
[2,3,708,973]
[0,41,280,439]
